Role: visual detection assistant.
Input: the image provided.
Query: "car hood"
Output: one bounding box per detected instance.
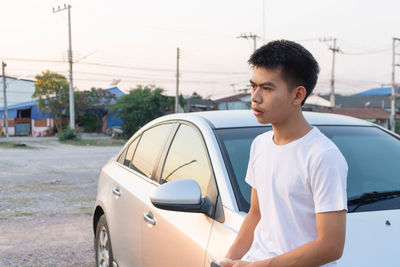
[338,209,400,266]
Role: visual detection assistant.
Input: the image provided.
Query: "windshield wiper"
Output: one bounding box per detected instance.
[348,190,400,213]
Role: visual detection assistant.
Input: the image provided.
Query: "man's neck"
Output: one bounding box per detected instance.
[271,111,312,146]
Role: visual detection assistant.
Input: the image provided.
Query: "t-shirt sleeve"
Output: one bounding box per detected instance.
[245,139,257,189]
[310,148,348,213]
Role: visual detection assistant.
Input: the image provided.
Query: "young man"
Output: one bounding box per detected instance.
[220,40,348,267]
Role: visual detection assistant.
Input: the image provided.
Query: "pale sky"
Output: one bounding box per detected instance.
[1,0,400,100]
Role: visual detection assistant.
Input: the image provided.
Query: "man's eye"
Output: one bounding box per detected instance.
[263,87,271,90]
[250,84,256,89]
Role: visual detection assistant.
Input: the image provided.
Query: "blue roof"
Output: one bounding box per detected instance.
[0,100,51,119]
[104,87,125,98]
[354,87,392,96]
[0,87,124,119]
[0,100,36,112]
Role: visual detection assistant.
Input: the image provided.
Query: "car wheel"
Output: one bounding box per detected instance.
[95,215,114,267]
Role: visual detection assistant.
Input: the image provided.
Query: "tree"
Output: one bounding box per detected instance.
[32,70,69,132]
[111,85,173,136]
[74,87,116,132]
[191,91,203,99]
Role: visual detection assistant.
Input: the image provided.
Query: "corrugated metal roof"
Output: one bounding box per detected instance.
[354,87,392,96]
[314,107,400,120]
[104,87,125,98]
[0,100,36,112]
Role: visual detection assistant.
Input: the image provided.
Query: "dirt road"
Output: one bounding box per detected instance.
[0,137,122,266]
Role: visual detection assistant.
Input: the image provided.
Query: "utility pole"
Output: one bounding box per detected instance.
[262,0,266,44]
[2,62,8,137]
[320,37,341,108]
[175,47,180,113]
[390,37,400,132]
[53,4,75,129]
[237,33,260,51]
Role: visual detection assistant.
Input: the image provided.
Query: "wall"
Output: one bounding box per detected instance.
[0,78,35,107]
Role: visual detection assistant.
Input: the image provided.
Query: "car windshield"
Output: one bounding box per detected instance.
[215,125,400,213]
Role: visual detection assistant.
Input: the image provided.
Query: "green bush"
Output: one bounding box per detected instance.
[396,121,400,134]
[82,114,102,132]
[111,85,173,136]
[58,127,80,141]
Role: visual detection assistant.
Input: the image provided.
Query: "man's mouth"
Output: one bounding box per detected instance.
[253,107,263,116]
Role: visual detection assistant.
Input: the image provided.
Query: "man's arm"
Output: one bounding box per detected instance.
[224,188,261,260]
[224,210,347,267]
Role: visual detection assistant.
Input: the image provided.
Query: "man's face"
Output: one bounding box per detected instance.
[250,67,297,125]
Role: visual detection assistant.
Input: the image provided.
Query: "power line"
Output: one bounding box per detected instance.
[0,56,250,75]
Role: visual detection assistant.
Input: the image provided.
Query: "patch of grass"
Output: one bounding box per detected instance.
[11,181,76,193]
[60,139,125,146]
[66,195,95,203]
[0,142,37,149]
[13,211,35,217]
[88,177,97,183]
[58,127,80,141]
[70,206,93,216]
[2,197,36,205]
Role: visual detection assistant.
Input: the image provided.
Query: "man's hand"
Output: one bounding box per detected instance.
[220,259,252,267]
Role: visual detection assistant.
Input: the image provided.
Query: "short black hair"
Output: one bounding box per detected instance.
[248,40,320,105]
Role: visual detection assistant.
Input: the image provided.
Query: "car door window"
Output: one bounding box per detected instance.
[123,137,139,167]
[161,124,212,197]
[131,123,174,179]
[117,147,127,164]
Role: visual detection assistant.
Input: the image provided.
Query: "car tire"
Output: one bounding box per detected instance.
[95,214,114,267]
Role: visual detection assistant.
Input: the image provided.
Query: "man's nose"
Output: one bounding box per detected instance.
[251,87,262,103]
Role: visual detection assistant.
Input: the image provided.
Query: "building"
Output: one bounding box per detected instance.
[215,93,251,110]
[215,93,331,111]
[313,87,400,129]
[0,86,125,136]
[101,87,125,133]
[0,76,35,107]
[184,98,216,112]
[0,100,54,136]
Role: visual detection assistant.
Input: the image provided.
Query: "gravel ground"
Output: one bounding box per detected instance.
[0,137,123,266]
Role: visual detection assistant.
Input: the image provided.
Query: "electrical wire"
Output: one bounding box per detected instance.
[0,56,250,75]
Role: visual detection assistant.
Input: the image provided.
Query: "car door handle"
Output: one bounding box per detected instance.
[112,187,121,197]
[143,211,156,225]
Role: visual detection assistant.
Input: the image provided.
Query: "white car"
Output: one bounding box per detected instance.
[93,110,400,267]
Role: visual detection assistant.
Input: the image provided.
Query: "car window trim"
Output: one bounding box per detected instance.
[156,120,221,219]
[115,161,160,187]
[134,122,177,181]
[153,123,180,184]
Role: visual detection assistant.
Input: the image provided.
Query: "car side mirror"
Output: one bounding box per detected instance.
[150,179,213,216]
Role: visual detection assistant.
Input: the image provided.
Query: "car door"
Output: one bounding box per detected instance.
[141,122,219,267]
[106,123,176,266]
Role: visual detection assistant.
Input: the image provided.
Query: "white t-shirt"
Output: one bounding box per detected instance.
[244,127,348,267]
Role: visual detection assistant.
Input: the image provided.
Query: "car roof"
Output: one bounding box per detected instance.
[158,110,373,129]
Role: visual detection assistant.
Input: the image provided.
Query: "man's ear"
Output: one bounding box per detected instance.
[292,86,307,106]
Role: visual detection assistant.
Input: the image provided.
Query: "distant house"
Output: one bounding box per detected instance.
[311,88,400,129]
[184,98,216,112]
[101,87,125,133]
[215,92,333,111]
[215,93,251,110]
[0,100,54,136]
[0,76,35,107]
[0,86,125,136]
[319,94,399,111]
[313,107,400,128]
[353,86,394,96]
